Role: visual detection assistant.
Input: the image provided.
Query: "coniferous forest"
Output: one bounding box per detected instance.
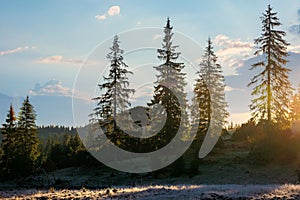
[2,3,300,199]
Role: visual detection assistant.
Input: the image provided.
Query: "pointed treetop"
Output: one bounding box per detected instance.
[114,34,118,41]
[207,37,212,49]
[9,104,16,122]
[165,17,172,29]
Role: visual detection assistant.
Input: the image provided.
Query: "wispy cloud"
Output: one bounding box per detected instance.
[0,46,35,56]
[95,14,106,20]
[225,86,244,92]
[37,55,83,65]
[213,34,255,76]
[95,5,120,21]
[288,45,300,53]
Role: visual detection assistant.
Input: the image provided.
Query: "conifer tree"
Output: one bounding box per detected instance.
[198,38,228,129]
[148,18,189,150]
[248,5,293,127]
[188,38,227,175]
[17,96,40,176]
[91,35,135,146]
[0,104,17,177]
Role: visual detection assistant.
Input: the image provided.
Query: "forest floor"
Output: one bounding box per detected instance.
[1,140,300,199]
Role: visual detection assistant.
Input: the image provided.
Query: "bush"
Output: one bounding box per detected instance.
[247,122,300,164]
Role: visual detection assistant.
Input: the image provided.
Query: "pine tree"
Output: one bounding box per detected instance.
[17,96,40,176]
[148,18,189,149]
[91,35,135,145]
[147,18,189,175]
[0,104,17,177]
[248,5,293,128]
[198,38,228,129]
[188,38,228,175]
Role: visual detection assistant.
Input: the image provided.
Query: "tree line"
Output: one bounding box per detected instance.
[0,97,99,180]
[89,4,300,173]
[1,4,300,180]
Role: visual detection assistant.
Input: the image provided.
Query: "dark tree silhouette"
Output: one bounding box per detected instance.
[0,104,18,177]
[1,97,40,178]
[17,96,40,176]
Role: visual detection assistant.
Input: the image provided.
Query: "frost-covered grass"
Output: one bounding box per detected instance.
[1,184,300,199]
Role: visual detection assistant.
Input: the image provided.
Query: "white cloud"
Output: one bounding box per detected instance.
[152,34,163,40]
[107,6,120,16]
[288,45,300,53]
[0,46,35,56]
[214,34,254,57]
[29,80,73,97]
[29,80,90,102]
[131,85,153,99]
[213,34,255,76]
[225,86,233,92]
[95,14,106,20]
[225,86,244,92]
[95,5,120,21]
[37,55,82,65]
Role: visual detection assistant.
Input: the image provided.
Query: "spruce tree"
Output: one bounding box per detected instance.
[188,38,228,175]
[91,35,135,142]
[248,5,293,128]
[0,104,17,177]
[147,18,189,175]
[198,38,228,129]
[148,18,189,149]
[17,96,40,176]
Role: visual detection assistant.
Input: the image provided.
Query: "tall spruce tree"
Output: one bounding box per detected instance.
[147,18,189,175]
[198,38,228,129]
[148,18,189,150]
[248,5,293,128]
[1,104,17,177]
[91,35,135,137]
[17,96,40,176]
[188,38,228,175]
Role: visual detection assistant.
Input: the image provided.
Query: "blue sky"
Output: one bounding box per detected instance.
[1,0,300,126]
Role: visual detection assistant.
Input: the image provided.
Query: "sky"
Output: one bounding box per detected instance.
[1,0,300,126]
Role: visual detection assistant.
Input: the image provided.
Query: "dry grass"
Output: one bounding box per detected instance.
[1,184,300,199]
